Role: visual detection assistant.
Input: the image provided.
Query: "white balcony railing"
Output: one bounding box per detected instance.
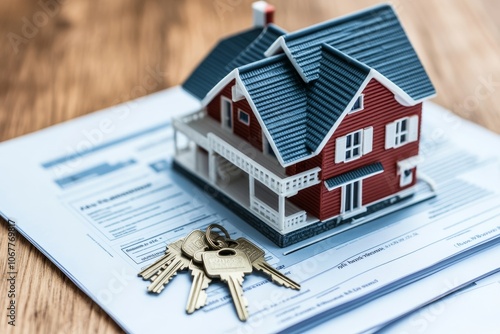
[250,196,308,231]
[250,196,280,229]
[173,111,209,150]
[208,133,320,196]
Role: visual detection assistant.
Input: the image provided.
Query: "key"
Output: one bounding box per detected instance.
[185,260,211,314]
[181,230,213,313]
[232,238,301,290]
[202,248,253,321]
[182,229,230,313]
[147,228,217,293]
[147,239,191,294]
[138,239,182,280]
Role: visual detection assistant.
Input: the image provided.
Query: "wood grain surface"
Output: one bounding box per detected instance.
[1,0,499,333]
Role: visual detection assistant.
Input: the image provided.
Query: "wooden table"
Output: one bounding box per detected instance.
[1,0,499,332]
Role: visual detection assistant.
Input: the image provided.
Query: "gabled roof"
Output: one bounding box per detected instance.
[238,45,370,164]
[239,55,309,163]
[182,24,286,100]
[194,4,436,167]
[267,4,435,102]
[305,45,370,151]
[226,24,286,70]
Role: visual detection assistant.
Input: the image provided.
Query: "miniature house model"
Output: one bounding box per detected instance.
[173,2,436,247]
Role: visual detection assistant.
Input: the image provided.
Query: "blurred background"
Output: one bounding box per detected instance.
[0,0,499,332]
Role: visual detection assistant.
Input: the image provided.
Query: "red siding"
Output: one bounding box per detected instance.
[290,79,422,221]
[206,80,263,151]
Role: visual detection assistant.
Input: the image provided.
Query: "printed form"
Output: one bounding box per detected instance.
[0,87,499,333]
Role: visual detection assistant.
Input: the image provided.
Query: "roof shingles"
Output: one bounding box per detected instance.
[282,4,435,101]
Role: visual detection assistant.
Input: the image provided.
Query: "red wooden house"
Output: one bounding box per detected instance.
[173,2,436,246]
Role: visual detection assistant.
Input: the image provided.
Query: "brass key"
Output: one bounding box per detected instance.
[147,240,191,294]
[202,248,253,321]
[181,230,214,313]
[232,238,301,290]
[138,239,182,280]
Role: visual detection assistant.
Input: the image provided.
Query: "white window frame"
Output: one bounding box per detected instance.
[394,117,410,147]
[341,180,363,215]
[385,115,419,150]
[345,130,363,161]
[220,96,233,130]
[335,127,373,164]
[238,109,250,125]
[349,94,364,114]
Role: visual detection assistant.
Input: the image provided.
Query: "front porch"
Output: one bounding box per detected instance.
[173,110,321,233]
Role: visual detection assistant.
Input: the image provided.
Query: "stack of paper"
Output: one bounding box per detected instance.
[0,87,498,333]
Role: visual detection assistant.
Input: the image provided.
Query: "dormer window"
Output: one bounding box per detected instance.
[350,95,364,113]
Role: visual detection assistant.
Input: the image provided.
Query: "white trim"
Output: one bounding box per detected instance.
[201,69,238,106]
[349,94,364,113]
[397,155,421,173]
[335,136,347,163]
[312,72,374,157]
[238,109,250,125]
[340,180,363,215]
[220,96,233,130]
[199,66,433,168]
[399,168,413,187]
[324,167,383,191]
[393,117,410,148]
[262,132,274,156]
[232,84,245,102]
[280,40,309,83]
[344,129,364,162]
[385,122,397,149]
[363,126,373,154]
[341,206,367,219]
[321,184,418,223]
[264,35,285,57]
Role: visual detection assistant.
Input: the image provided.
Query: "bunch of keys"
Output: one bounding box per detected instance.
[137,224,301,321]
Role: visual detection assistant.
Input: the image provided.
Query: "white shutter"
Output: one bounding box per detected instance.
[408,115,419,142]
[363,127,373,154]
[335,136,347,163]
[385,122,397,149]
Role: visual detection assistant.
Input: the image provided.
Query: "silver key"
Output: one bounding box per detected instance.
[202,248,252,321]
[232,238,301,290]
[138,239,182,280]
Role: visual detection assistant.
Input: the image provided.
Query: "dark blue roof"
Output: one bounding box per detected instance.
[239,55,310,163]
[306,44,370,151]
[282,4,435,101]
[325,162,384,189]
[182,27,263,100]
[227,24,287,71]
[238,46,370,164]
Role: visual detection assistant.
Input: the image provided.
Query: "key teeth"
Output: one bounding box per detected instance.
[254,263,301,290]
[147,271,178,294]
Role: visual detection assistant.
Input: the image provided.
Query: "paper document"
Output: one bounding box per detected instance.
[0,87,498,333]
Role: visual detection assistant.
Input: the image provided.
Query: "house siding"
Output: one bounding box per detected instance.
[206,80,263,151]
[289,79,422,221]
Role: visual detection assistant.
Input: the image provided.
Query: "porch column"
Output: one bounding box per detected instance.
[249,175,255,197]
[278,195,285,231]
[209,151,217,184]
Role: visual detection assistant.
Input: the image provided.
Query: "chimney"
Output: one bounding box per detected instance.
[252,1,275,27]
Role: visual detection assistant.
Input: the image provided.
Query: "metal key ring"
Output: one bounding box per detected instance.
[206,223,230,250]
